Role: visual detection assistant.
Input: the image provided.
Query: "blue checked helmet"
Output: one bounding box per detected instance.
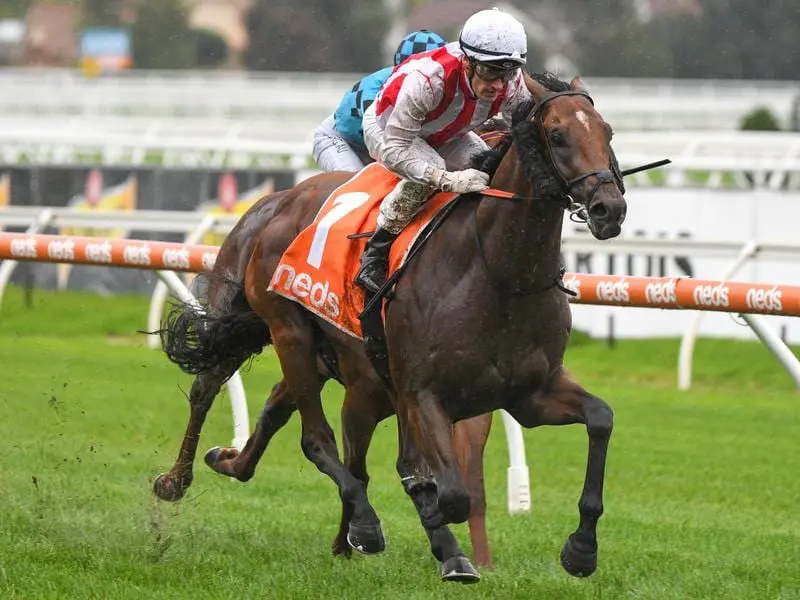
[393,30,447,66]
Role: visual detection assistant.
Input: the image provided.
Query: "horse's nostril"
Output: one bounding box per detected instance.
[589,203,609,221]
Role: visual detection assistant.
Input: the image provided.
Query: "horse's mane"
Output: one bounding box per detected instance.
[471,72,568,200]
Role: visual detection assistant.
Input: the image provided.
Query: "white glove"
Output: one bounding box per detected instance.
[431,168,490,194]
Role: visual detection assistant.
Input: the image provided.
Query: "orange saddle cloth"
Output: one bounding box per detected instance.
[267,163,457,339]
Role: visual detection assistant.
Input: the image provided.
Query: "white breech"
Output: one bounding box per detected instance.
[311,115,371,172]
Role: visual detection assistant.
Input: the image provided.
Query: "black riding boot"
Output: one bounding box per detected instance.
[354,227,398,294]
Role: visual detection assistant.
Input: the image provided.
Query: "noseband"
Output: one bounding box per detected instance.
[528,90,625,222]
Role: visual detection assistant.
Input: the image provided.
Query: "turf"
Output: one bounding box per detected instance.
[0,286,797,600]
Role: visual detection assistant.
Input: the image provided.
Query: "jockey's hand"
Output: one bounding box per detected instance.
[433,168,490,194]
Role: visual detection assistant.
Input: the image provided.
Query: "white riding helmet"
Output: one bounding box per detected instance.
[459,8,527,69]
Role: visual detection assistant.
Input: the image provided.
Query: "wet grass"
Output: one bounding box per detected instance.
[0,286,797,599]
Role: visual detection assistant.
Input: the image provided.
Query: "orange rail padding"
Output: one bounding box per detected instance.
[0,232,218,273]
[1,232,799,317]
[561,273,800,317]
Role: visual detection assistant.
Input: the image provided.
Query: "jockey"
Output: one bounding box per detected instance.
[355,8,533,294]
[311,30,447,172]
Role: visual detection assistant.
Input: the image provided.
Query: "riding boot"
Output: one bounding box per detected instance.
[354,226,398,294]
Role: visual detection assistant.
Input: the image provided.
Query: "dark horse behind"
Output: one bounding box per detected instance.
[153,71,627,583]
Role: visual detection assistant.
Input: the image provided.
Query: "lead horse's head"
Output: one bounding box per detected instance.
[520,72,627,240]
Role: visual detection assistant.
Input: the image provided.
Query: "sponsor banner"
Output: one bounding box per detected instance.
[80,28,132,74]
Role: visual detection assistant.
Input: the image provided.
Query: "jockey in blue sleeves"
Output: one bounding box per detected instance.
[311,30,447,172]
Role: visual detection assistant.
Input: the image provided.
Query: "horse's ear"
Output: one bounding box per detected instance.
[523,71,549,102]
[569,75,587,92]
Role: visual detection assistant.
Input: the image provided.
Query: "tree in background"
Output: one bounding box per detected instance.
[644,0,800,81]
[244,0,387,72]
[82,0,227,70]
[194,28,228,68]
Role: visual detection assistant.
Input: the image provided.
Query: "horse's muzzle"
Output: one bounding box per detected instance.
[587,193,627,240]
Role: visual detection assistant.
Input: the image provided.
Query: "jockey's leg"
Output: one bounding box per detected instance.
[312,115,367,173]
[355,134,445,294]
[355,179,432,293]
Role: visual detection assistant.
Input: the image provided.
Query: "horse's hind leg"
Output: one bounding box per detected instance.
[508,367,613,578]
[397,415,480,583]
[153,361,239,501]
[454,413,494,569]
[265,300,385,554]
[330,382,383,558]
[204,378,298,481]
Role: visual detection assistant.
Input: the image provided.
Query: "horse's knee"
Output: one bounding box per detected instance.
[437,476,471,525]
[585,399,613,439]
[299,425,336,463]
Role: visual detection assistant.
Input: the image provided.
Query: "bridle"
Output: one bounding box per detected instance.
[527,89,625,223]
[473,89,627,296]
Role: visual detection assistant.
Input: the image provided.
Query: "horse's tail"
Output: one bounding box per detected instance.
[156,274,271,376]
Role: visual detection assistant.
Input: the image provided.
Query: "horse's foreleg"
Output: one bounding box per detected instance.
[454,413,494,569]
[508,368,612,578]
[153,362,238,502]
[397,413,480,583]
[204,379,298,482]
[403,390,471,526]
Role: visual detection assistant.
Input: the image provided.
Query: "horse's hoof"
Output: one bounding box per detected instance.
[560,535,597,578]
[152,473,186,502]
[440,555,481,583]
[346,520,385,555]
[204,446,223,470]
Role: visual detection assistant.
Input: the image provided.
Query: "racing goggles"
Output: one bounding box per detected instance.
[472,61,520,83]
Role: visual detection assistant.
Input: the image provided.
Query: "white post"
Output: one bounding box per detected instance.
[0,208,54,309]
[500,409,531,514]
[153,269,250,450]
[677,240,759,390]
[739,313,800,390]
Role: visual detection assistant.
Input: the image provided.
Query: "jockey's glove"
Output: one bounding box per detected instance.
[431,168,490,194]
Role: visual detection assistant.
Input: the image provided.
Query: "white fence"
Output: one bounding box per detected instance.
[1,67,798,130]
[4,123,800,189]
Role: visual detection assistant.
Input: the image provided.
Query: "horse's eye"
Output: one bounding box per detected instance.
[550,131,568,147]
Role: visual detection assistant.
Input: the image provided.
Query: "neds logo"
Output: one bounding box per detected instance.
[123,244,151,266]
[162,248,190,270]
[644,280,677,305]
[47,240,75,261]
[745,287,783,312]
[596,279,630,303]
[562,274,582,299]
[272,264,340,318]
[692,283,729,307]
[85,241,113,263]
[10,238,37,259]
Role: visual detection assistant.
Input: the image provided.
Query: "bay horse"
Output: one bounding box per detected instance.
[154,71,626,583]
[150,183,498,570]
[151,124,513,572]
